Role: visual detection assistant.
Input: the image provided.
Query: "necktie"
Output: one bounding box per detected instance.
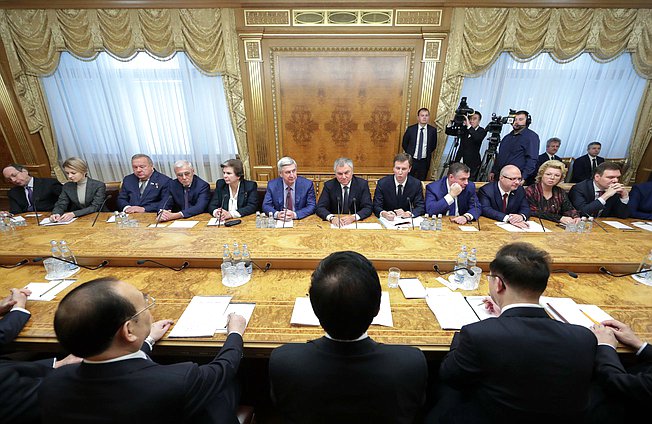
[502,193,508,213]
[139,180,146,196]
[416,127,425,160]
[596,190,605,200]
[286,187,294,211]
[342,186,350,214]
[184,187,190,210]
[397,184,403,201]
[26,186,34,211]
[592,158,597,173]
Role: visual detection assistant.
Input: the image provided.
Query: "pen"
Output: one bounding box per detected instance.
[39,280,68,298]
[580,309,600,325]
[545,303,569,323]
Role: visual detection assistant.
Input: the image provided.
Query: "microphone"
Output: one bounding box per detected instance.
[91,194,112,227]
[336,196,342,228]
[136,259,189,272]
[537,215,547,233]
[0,259,29,269]
[587,210,608,232]
[599,266,650,278]
[217,194,228,228]
[433,264,475,276]
[282,207,287,229]
[156,195,172,227]
[32,257,109,270]
[407,197,415,230]
[472,194,480,231]
[252,260,271,272]
[33,195,41,226]
[352,197,358,229]
[551,269,578,278]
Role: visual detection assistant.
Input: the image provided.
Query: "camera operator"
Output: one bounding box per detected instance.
[453,112,487,180]
[489,110,540,183]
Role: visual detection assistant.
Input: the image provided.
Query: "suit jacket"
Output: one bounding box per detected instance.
[478,181,530,222]
[39,333,243,424]
[0,359,53,424]
[117,170,172,212]
[51,178,106,217]
[439,307,596,423]
[527,152,562,185]
[571,154,604,183]
[425,177,480,219]
[402,123,438,167]
[568,179,630,218]
[262,176,316,219]
[454,126,487,175]
[8,177,62,214]
[373,175,425,217]
[164,175,210,218]
[629,181,652,219]
[269,336,427,424]
[594,343,652,403]
[316,176,373,220]
[0,309,30,346]
[208,179,259,218]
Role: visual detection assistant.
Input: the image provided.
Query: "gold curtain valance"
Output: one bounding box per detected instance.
[436,7,652,181]
[0,8,249,178]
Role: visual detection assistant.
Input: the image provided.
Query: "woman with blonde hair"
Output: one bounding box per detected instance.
[525,160,580,224]
[50,157,106,222]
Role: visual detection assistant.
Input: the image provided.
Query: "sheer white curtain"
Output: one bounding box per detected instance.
[442,52,646,164]
[42,51,238,182]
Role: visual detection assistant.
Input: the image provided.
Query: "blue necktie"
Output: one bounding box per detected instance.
[184,187,189,210]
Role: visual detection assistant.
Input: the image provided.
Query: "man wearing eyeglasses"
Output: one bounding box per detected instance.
[478,165,530,229]
[428,242,596,423]
[39,277,247,424]
[158,160,210,222]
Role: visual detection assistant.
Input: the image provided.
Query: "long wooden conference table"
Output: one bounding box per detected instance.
[1,213,651,359]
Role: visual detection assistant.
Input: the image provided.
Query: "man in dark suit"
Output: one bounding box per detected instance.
[590,319,651,420]
[429,242,596,424]
[453,112,487,180]
[116,154,171,213]
[425,162,480,224]
[569,161,629,218]
[478,165,530,228]
[527,137,562,185]
[373,153,425,219]
[158,160,210,221]
[263,156,316,220]
[269,251,427,424]
[316,158,373,226]
[629,180,652,219]
[489,110,540,183]
[571,141,604,183]
[3,164,61,214]
[39,276,246,424]
[402,108,438,181]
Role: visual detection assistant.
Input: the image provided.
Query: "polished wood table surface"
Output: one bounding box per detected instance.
[1,213,651,357]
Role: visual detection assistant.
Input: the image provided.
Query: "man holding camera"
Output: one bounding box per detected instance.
[453,112,487,180]
[489,110,540,184]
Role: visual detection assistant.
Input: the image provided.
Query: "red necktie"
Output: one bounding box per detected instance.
[502,193,508,213]
[286,187,294,211]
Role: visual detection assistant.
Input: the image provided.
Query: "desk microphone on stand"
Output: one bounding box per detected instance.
[433,264,475,276]
[33,196,41,226]
[599,267,650,278]
[336,196,342,228]
[472,195,480,231]
[136,259,189,272]
[352,197,358,229]
[91,195,112,227]
[407,197,415,230]
[217,194,228,228]
[156,195,172,227]
[0,259,29,269]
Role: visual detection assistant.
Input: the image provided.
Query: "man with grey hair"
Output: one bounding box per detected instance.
[316,158,373,226]
[158,160,210,222]
[3,163,62,214]
[263,157,316,220]
[528,137,562,185]
[117,154,171,213]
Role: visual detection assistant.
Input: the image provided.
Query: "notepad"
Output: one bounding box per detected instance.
[541,296,613,328]
[496,221,546,232]
[398,278,427,299]
[275,219,294,228]
[379,216,423,230]
[291,292,393,327]
[425,288,479,330]
[39,217,77,226]
[602,220,633,230]
[168,220,199,228]
[168,296,232,338]
[148,223,169,228]
[25,280,76,301]
[459,225,479,232]
[632,222,652,232]
[214,303,256,333]
[465,295,499,320]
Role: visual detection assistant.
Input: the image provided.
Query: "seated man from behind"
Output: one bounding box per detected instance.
[263,156,316,220]
[269,251,427,424]
[373,153,425,220]
[3,164,61,214]
[425,162,480,225]
[430,242,596,424]
[39,277,246,424]
[478,164,530,228]
[158,160,210,222]
[568,161,629,218]
[117,154,171,213]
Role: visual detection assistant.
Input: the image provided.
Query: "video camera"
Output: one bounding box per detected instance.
[485,109,517,134]
[445,97,475,136]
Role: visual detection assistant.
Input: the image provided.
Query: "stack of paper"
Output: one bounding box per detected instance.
[602,220,633,230]
[398,278,426,298]
[425,288,479,330]
[632,221,652,232]
[168,296,256,337]
[168,220,199,228]
[540,296,613,328]
[26,280,76,301]
[379,216,423,230]
[290,292,393,327]
[39,217,77,226]
[495,221,547,232]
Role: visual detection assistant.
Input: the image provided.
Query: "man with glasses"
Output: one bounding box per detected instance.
[428,242,596,423]
[478,165,530,228]
[158,160,210,222]
[39,277,247,424]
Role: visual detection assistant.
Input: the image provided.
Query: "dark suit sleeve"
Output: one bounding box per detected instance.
[73,180,106,217]
[316,182,335,220]
[116,178,131,211]
[468,126,486,147]
[629,185,652,219]
[478,185,506,221]
[207,181,225,214]
[466,185,481,220]
[7,188,25,215]
[262,182,276,216]
[402,127,411,153]
[181,181,210,218]
[411,183,425,217]
[516,192,531,219]
[0,360,53,424]
[439,330,483,389]
[355,181,373,220]
[569,183,603,216]
[373,182,387,217]
[0,310,30,346]
[295,182,316,219]
[425,182,451,216]
[594,344,652,402]
[51,185,73,216]
[237,181,258,217]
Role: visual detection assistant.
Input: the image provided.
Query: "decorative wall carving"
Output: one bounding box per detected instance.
[244,10,290,26]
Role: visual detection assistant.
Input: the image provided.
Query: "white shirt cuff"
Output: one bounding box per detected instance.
[10,307,30,315]
[503,214,510,223]
[620,197,629,204]
[444,194,455,205]
[598,197,606,205]
[232,211,242,219]
[636,342,648,355]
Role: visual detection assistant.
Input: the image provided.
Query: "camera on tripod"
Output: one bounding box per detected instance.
[445,97,475,136]
[485,109,517,133]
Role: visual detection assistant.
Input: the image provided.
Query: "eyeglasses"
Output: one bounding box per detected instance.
[501,175,523,182]
[487,273,502,282]
[128,293,156,322]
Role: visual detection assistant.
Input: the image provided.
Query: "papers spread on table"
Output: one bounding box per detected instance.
[168,296,248,338]
[148,223,169,228]
[398,278,427,298]
[214,303,256,333]
[379,216,423,230]
[495,221,547,232]
[435,276,459,291]
[632,221,652,232]
[25,280,76,301]
[458,225,479,232]
[330,222,383,230]
[168,220,199,228]
[10,216,26,224]
[464,295,497,321]
[39,217,77,226]
[541,296,613,328]
[207,218,225,226]
[275,219,294,228]
[425,288,479,330]
[290,292,393,327]
[602,220,633,230]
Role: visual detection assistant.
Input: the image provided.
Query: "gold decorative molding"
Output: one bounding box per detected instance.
[293,10,393,26]
[396,9,443,27]
[243,39,262,62]
[0,73,34,163]
[423,39,442,61]
[244,10,291,26]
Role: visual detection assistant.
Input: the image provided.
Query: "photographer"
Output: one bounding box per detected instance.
[489,110,540,183]
[453,112,487,180]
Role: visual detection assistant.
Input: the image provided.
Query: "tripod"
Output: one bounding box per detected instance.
[439,134,463,179]
[476,133,501,182]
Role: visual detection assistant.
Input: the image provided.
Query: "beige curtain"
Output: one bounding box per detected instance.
[435,8,652,181]
[0,8,249,179]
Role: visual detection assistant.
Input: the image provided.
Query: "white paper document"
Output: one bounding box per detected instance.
[168,296,232,338]
[425,288,479,330]
[26,280,76,301]
[379,216,423,230]
[214,303,256,333]
[330,222,383,230]
[148,223,169,228]
[10,216,26,224]
[458,225,479,232]
[602,220,633,230]
[291,292,393,327]
[495,221,546,232]
[275,219,294,228]
[207,218,225,226]
[464,295,498,321]
[39,217,77,226]
[541,296,613,328]
[168,220,199,228]
[106,215,116,223]
[398,278,427,299]
[435,276,459,291]
[632,222,652,232]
